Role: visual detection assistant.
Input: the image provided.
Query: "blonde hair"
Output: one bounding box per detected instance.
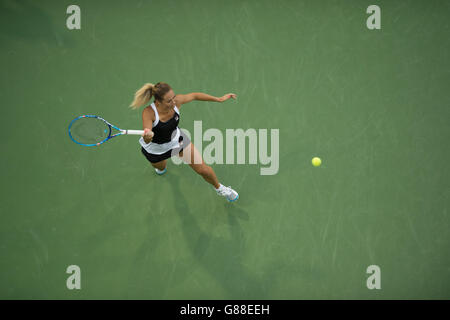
[129,82,172,110]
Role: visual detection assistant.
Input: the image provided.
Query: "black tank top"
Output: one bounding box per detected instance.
[151,104,180,144]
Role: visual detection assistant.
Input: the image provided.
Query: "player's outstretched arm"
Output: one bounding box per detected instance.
[176,93,237,106]
[216,93,237,102]
[193,92,237,102]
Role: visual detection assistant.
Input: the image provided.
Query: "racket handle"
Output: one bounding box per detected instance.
[123,130,145,135]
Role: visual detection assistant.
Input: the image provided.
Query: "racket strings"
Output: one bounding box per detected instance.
[70,117,110,145]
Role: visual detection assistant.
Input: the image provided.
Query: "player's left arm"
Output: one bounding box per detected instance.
[175,92,237,108]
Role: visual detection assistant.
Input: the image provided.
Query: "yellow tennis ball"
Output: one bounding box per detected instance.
[312,157,322,167]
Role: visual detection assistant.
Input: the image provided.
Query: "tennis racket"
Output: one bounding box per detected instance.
[68,115,150,147]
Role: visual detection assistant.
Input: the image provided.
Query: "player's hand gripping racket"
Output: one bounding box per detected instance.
[68,115,152,146]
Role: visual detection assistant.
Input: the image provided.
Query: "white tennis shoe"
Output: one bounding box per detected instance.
[216,185,239,202]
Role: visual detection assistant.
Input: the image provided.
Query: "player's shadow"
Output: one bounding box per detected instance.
[126,195,195,299]
[166,172,269,299]
[222,201,250,222]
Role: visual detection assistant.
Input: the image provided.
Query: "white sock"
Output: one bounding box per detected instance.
[215,183,224,191]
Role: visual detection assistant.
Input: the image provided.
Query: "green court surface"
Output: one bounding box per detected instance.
[0,0,449,299]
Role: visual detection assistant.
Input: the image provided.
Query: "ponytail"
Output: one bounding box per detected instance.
[129,82,172,110]
[129,83,154,109]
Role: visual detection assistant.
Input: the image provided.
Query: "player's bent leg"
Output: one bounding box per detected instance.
[179,143,219,187]
[177,143,238,202]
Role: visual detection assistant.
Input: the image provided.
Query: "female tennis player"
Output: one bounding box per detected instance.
[130,82,239,202]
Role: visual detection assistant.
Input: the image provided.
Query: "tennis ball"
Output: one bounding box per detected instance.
[312,157,322,167]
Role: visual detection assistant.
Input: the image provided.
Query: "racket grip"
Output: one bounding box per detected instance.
[124,130,145,135]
